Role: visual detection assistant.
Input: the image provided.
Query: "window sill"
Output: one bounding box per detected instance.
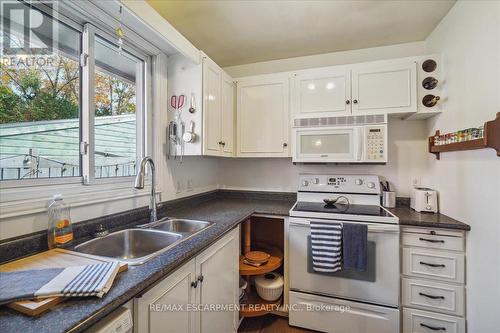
[0,179,157,219]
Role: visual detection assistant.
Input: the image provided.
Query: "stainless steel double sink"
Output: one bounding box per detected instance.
[74,218,213,265]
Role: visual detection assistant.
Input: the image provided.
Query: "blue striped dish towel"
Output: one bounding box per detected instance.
[0,262,120,305]
[310,221,343,273]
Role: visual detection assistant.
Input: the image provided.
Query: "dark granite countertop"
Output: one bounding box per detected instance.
[0,194,294,333]
[388,207,471,231]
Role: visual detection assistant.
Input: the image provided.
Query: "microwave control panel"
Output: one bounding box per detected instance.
[365,125,386,161]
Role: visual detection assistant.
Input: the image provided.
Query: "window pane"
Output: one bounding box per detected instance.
[0,4,81,180]
[93,35,141,178]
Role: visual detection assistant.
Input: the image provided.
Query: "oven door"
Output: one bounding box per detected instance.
[288,217,399,307]
[292,127,363,163]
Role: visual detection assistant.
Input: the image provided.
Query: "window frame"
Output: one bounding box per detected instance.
[82,23,149,185]
[0,3,152,189]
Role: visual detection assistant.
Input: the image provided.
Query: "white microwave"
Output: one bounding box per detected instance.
[292,116,387,163]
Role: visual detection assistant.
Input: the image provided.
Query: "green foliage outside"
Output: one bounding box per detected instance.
[0,54,136,124]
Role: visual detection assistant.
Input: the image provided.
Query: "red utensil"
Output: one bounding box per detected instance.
[177,95,186,109]
[170,95,177,110]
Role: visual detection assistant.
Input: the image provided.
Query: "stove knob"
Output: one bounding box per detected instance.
[355,179,363,186]
[312,178,319,184]
[302,180,309,187]
[367,181,375,189]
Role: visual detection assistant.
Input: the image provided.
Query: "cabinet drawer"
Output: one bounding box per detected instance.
[403,307,465,333]
[289,291,399,333]
[402,232,464,252]
[402,278,464,316]
[403,247,464,283]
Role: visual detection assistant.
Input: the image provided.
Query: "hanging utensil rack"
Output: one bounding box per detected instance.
[428,112,500,159]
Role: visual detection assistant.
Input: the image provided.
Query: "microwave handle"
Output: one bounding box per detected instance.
[354,128,363,161]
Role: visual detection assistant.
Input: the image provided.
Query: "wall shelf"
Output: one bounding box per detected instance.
[429,113,500,160]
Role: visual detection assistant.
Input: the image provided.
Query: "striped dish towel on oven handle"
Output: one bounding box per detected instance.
[310,220,342,273]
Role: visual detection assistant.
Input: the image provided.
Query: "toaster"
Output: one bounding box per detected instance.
[411,187,438,213]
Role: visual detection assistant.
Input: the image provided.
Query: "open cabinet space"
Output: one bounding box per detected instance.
[239,216,287,319]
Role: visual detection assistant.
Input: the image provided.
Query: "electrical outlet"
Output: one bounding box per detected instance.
[186,179,193,192]
[412,177,421,187]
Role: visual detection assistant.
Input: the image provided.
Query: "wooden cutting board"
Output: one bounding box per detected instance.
[0,248,128,316]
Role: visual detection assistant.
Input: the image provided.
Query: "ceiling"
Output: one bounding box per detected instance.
[147,0,455,67]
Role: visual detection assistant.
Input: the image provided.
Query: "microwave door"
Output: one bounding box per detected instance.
[294,128,357,162]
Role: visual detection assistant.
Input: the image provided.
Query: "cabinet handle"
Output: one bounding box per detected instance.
[197,275,204,283]
[419,292,445,300]
[353,99,358,104]
[419,237,445,243]
[221,142,226,146]
[218,141,223,145]
[191,281,198,288]
[420,323,446,331]
[283,143,288,147]
[346,100,350,105]
[420,261,446,268]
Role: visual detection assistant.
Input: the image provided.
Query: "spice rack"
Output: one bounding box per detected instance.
[428,113,500,159]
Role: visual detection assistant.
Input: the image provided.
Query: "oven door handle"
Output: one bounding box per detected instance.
[289,220,399,233]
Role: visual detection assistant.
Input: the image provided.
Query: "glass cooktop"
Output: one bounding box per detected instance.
[293,201,392,217]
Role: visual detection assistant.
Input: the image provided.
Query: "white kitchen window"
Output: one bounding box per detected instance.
[0,3,150,187]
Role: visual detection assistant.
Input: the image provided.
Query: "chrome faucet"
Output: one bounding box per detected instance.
[135,156,157,223]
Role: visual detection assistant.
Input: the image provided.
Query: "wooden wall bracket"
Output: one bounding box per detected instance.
[429,112,500,159]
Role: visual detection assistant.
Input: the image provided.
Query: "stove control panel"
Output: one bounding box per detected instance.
[298,174,381,194]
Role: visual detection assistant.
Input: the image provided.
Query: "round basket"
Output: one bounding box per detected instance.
[254,272,284,301]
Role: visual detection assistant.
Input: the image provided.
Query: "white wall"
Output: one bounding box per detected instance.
[220,118,428,196]
[424,2,500,332]
[225,41,426,77]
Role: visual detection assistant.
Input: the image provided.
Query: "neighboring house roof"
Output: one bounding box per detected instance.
[0,114,136,180]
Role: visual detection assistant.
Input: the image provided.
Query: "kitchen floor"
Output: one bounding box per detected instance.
[239,315,318,333]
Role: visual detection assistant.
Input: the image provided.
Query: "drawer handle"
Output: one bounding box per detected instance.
[419,237,445,243]
[420,261,446,268]
[419,292,445,300]
[420,323,447,331]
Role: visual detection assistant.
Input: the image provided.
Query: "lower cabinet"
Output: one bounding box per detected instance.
[403,308,465,333]
[401,227,466,333]
[134,227,240,333]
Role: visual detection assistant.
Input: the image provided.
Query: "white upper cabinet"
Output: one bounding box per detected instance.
[167,52,234,157]
[351,59,417,115]
[202,55,235,157]
[221,73,235,156]
[203,56,223,156]
[292,66,351,118]
[237,74,290,157]
[290,58,417,119]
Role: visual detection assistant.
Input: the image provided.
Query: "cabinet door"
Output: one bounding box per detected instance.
[203,57,222,156]
[237,74,290,157]
[221,73,234,156]
[351,59,416,115]
[134,259,197,333]
[292,66,351,118]
[196,227,239,333]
